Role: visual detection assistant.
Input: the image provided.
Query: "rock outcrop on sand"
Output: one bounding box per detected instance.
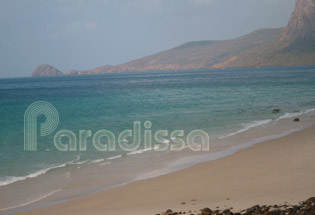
[159,197,315,215]
[32,64,64,77]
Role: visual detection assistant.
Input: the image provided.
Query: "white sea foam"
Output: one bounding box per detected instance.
[0,162,70,187]
[219,119,272,139]
[0,172,71,211]
[0,158,78,188]
[153,145,161,150]
[106,155,122,160]
[88,159,105,164]
[99,161,111,166]
[73,160,89,165]
[121,138,128,143]
[127,148,152,155]
[161,139,171,144]
[276,108,315,121]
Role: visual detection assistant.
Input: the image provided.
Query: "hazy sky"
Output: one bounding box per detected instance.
[0,0,295,78]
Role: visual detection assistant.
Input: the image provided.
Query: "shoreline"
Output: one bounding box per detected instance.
[1,108,315,212]
[2,119,315,215]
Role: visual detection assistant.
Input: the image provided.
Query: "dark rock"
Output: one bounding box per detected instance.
[164,209,174,215]
[201,208,213,215]
[287,208,294,215]
[247,205,260,214]
[294,118,300,122]
[303,202,312,210]
[213,210,220,214]
[159,197,315,215]
[306,197,315,203]
[293,206,300,211]
[223,209,231,215]
[273,109,281,113]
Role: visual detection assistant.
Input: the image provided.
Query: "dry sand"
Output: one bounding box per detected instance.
[15,127,315,215]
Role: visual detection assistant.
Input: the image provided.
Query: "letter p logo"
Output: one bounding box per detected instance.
[24,101,59,151]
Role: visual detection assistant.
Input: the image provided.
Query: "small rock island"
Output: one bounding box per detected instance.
[32,64,64,77]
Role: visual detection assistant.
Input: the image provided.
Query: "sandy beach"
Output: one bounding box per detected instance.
[11,126,315,215]
[2,0,315,214]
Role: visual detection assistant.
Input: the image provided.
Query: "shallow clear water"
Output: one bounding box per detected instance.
[1,66,315,210]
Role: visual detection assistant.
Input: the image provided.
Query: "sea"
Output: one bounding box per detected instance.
[1,66,315,213]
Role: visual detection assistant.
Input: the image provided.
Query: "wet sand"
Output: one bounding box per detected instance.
[12,126,315,215]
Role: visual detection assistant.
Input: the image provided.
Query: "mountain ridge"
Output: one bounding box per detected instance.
[32,0,315,76]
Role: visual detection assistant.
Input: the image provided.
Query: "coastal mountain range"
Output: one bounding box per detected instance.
[32,0,315,77]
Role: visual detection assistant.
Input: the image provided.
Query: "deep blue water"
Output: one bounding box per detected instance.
[1,66,315,187]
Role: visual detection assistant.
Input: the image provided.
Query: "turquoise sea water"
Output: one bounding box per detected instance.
[1,66,315,210]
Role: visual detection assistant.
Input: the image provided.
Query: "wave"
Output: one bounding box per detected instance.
[161,139,171,144]
[218,108,315,139]
[0,157,81,188]
[276,108,315,121]
[0,162,70,188]
[73,160,89,165]
[127,144,164,156]
[127,148,152,156]
[99,161,111,166]
[0,172,71,211]
[88,159,105,164]
[106,155,122,160]
[219,119,272,139]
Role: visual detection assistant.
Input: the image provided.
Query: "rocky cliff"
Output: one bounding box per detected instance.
[280,0,315,42]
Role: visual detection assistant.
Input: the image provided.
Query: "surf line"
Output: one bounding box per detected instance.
[24,101,210,152]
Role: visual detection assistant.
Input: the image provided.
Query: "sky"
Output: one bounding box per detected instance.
[0,0,296,78]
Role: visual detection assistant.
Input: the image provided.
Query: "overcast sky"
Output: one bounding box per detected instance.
[0,0,295,78]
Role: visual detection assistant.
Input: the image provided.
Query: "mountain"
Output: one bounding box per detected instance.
[226,0,315,68]
[32,64,64,77]
[68,27,285,75]
[33,0,315,76]
[280,0,315,42]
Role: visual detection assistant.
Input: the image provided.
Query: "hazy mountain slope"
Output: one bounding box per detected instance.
[33,0,315,76]
[68,28,282,74]
[115,28,283,71]
[222,0,315,68]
